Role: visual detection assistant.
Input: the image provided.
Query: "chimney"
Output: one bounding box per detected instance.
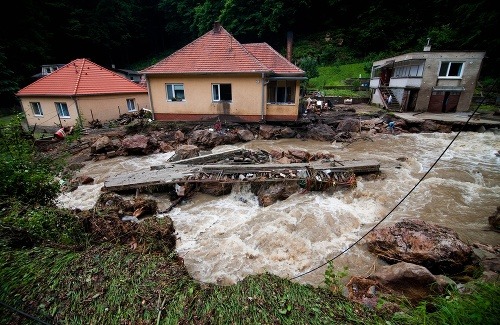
[286,31,293,62]
[213,21,221,33]
[423,38,431,51]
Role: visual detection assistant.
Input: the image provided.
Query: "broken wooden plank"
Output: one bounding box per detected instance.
[102,160,380,192]
[170,148,244,164]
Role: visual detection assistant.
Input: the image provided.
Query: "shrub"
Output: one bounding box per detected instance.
[0,205,86,247]
[0,113,63,205]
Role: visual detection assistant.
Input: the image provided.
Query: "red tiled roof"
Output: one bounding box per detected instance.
[141,25,304,75]
[243,43,304,75]
[16,58,148,96]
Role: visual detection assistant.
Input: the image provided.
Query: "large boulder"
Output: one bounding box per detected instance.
[237,128,255,141]
[336,118,360,133]
[169,144,200,161]
[259,125,277,139]
[187,129,238,148]
[365,219,477,274]
[306,124,336,141]
[122,134,155,155]
[280,126,297,138]
[368,262,451,304]
[91,135,118,154]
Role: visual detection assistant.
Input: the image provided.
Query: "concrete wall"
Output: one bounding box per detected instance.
[416,52,484,112]
[76,93,149,124]
[21,96,79,129]
[20,93,149,129]
[390,78,422,88]
[148,74,300,122]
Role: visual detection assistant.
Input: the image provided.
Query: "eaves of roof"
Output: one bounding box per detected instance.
[17,58,148,97]
[141,25,304,76]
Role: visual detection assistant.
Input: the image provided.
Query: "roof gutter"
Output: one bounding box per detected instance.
[267,76,308,81]
[146,78,155,120]
[261,73,269,121]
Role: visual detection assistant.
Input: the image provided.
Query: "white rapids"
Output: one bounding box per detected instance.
[57,131,500,286]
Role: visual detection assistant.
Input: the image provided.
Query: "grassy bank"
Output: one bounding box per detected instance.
[0,244,378,324]
[1,82,499,325]
[307,62,371,98]
[1,240,499,324]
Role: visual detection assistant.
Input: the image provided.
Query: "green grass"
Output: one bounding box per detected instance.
[322,89,371,98]
[0,244,378,324]
[307,62,371,97]
[1,240,498,324]
[388,281,500,325]
[309,62,370,88]
[474,103,499,113]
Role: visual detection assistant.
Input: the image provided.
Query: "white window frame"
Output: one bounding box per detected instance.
[393,60,424,78]
[30,102,43,116]
[212,83,232,102]
[166,83,185,101]
[55,102,70,118]
[126,98,137,112]
[438,61,464,78]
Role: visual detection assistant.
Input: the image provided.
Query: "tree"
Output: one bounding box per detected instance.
[218,0,309,41]
[297,56,319,80]
[0,50,20,114]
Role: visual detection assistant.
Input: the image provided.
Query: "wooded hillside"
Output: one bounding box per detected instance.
[1,0,497,112]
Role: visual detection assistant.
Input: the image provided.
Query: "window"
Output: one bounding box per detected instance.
[267,80,296,103]
[212,84,232,101]
[55,102,70,118]
[166,84,185,101]
[126,98,136,112]
[30,102,43,116]
[393,60,424,78]
[439,61,463,78]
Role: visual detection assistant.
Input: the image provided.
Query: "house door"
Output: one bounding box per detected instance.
[401,90,409,111]
[407,90,418,112]
[443,91,460,112]
[380,68,392,86]
[428,91,461,113]
[428,91,445,113]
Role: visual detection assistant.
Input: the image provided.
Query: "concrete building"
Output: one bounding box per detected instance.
[370,46,485,113]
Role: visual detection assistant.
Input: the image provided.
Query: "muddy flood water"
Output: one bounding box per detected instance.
[57,131,500,287]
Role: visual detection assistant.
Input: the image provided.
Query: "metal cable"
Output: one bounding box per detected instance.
[291,83,495,280]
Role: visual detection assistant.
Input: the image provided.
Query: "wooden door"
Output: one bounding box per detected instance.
[428,91,444,113]
[444,92,460,112]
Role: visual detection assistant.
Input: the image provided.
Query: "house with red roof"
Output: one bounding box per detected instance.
[17,58,149,130]
[141,22,306,122]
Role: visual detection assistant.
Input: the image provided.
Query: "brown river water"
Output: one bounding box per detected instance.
[57,131,500,286]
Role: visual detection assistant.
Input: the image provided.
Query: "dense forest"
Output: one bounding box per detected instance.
[1,0,498,113]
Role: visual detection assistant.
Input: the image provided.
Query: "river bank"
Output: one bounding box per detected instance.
[2,106,498,324]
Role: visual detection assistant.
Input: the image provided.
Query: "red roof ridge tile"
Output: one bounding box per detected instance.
[73,58,86,95]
